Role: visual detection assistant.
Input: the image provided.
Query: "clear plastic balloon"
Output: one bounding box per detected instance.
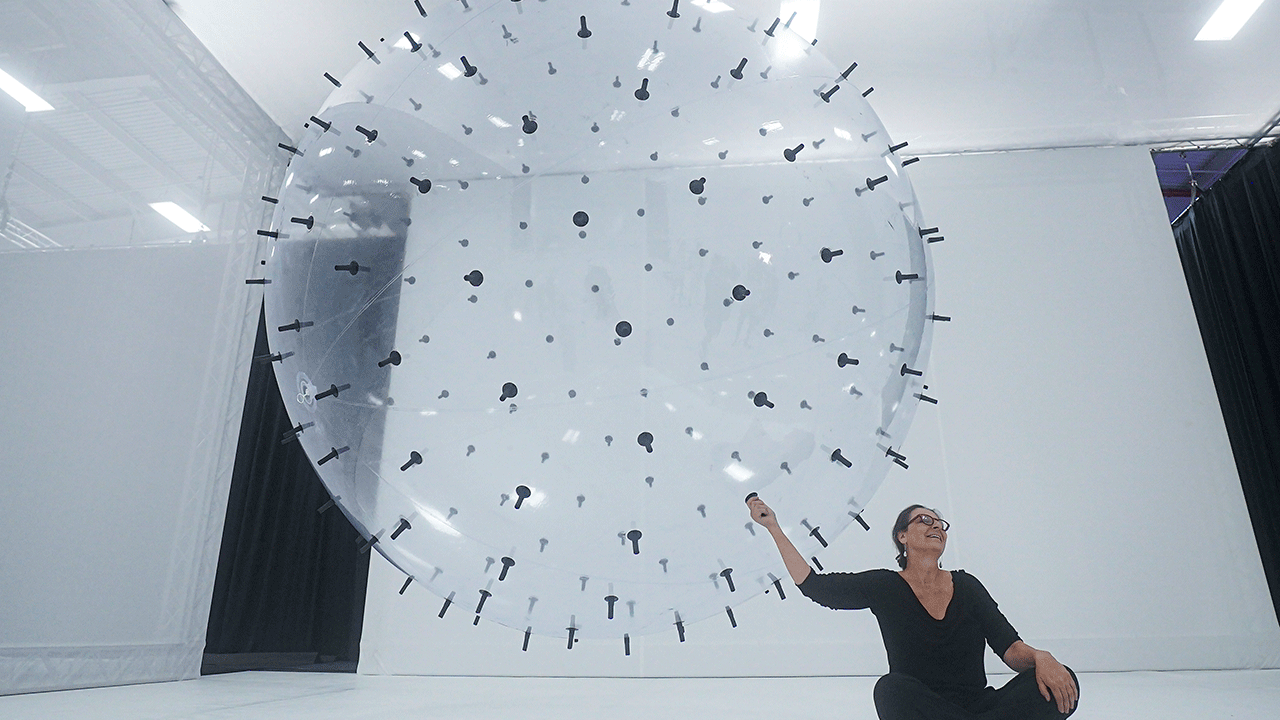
[263,0,935,642]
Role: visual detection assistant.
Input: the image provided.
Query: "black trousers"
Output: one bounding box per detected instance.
[874,667,1079,720]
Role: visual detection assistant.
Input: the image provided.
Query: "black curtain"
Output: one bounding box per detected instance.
[203,303,370,672]
[1172,141,1280,625]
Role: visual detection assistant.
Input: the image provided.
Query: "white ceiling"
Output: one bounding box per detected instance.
[170,0,1280,152]
[0,0,283,248]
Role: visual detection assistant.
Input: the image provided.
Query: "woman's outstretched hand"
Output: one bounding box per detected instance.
[746,493,811,584]
[746,494,780,530]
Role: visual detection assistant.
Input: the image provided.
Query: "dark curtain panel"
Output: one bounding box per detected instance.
[1172,142,1280,625]
[203,303,370,670]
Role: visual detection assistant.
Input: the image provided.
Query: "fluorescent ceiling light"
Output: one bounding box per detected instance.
[1196,0,1265,40]
[149,202,210,233]
[692,0,734,12]
[394,32,421,50]
[637,48,666,71]
[780,0,821,42]
[0,68,54,112]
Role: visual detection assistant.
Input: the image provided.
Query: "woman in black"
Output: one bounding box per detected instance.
[746,497,1079,719]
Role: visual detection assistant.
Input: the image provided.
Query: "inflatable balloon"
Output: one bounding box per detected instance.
[260,0,937,647]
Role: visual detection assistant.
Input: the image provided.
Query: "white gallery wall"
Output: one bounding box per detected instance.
[358,145,1280,676]
[0,243,259,694]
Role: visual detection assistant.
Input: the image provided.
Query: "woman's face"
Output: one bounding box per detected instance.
[899,507,948,557]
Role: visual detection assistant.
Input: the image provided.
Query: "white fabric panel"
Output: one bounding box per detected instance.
[0,244,258,694]
[358,145,1280,676]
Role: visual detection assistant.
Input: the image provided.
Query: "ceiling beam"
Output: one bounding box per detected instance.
[137,86,246,186]
[23,119,147,206]
[60,90,196,189]
[10,159,104,222]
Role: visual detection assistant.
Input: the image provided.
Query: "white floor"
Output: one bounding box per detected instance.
[2,671,1278,720]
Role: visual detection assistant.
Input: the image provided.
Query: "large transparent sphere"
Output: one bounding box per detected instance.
[263,0,935,642]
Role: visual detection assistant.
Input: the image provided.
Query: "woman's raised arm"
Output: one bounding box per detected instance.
[746,494,812,585]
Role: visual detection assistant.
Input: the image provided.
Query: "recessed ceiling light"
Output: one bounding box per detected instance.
[0,68,54,112]
[149,202,210,233]
[780,0,822,42]
[691,0,734,12]
[395,32,421,50]
[1196,0,1265,41]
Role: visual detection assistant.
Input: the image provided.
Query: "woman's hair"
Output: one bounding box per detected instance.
[892,504,941,569]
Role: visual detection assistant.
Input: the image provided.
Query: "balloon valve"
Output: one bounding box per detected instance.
[314,443,345,466]
[513,485,532,509]
[719,568,736,592]
[315,383,350,401]
[850,512,872,531]
[830,448,852,467]
[399,451,423,472]
[391,518,412,539]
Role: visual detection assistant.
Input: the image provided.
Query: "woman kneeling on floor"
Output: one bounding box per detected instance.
[746,496,1080,719]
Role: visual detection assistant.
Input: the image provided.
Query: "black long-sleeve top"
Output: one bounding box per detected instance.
[797,569,1020,706]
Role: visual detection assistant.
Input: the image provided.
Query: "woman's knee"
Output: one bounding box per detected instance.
[874,673,925,711]
[874,672,919,696]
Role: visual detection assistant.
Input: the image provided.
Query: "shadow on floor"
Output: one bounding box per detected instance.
[201,653,357,675]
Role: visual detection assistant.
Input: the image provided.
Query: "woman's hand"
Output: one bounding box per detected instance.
[1034,651,1078,715]
[746,495,779,530]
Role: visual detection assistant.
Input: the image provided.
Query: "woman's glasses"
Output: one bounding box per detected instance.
[912,515,950,532]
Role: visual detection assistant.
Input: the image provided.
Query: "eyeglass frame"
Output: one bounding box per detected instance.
[911,514,950,533]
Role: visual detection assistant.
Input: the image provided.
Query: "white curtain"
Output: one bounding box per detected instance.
[0,244,259,694]
[357,145,1280,676]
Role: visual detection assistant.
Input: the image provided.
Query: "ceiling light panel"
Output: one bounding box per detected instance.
[1196,0,1266,41]
[0,67,54,112]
